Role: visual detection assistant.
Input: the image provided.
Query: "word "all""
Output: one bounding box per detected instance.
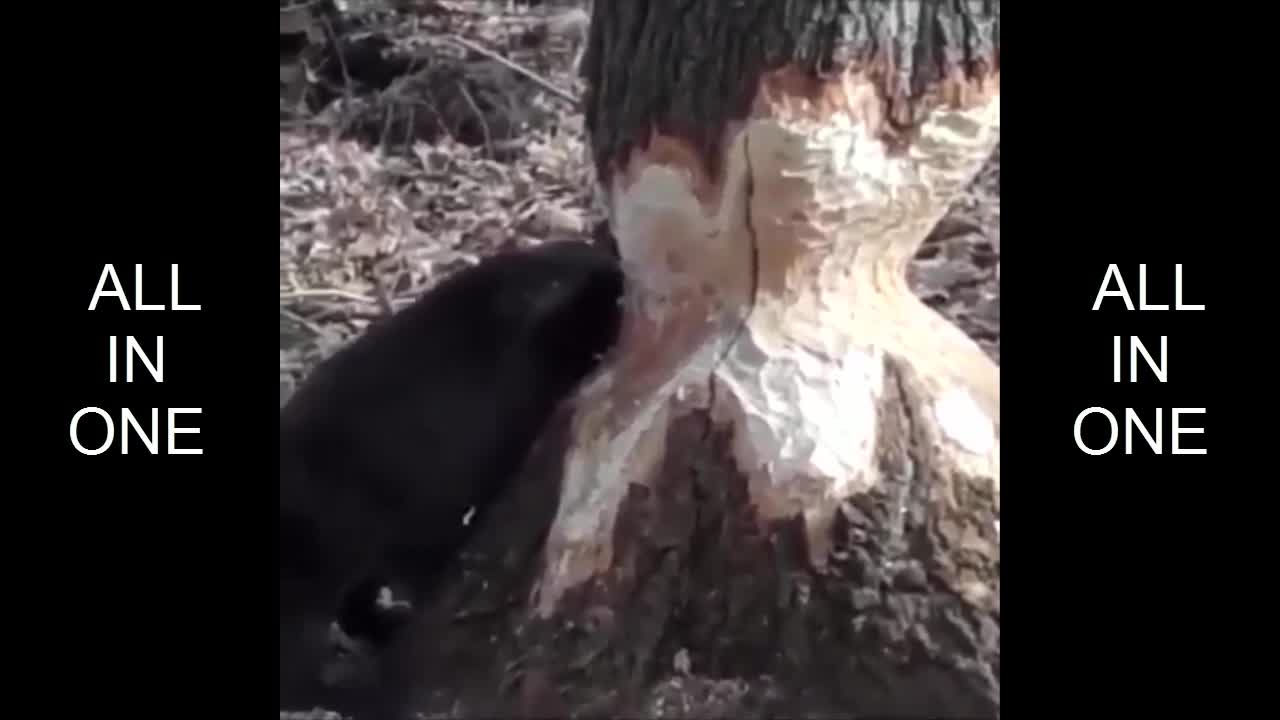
[88,263,201,311]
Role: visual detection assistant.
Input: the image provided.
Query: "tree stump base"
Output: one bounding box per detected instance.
[371,2,1001,718]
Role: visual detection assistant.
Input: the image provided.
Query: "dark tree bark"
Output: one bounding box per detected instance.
[376,2,1000,718]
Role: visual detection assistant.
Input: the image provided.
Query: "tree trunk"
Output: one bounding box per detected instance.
[386,2,1000,718]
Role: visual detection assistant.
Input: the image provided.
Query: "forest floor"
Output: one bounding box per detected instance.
[279,1,999,716]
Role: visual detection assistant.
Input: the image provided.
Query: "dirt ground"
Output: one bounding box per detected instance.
[279,1,999,716]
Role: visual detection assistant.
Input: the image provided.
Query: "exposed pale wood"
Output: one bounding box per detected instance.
[527,1,1002,717]
[355,3,1003,719]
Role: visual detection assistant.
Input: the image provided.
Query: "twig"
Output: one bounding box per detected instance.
[313,303,379,324]
[370,256,400,317]
[280,306,334,339]
[457,81,494,157]
[380,96,396,149]
[317,12,363,143]
[317,15,354,104]
[502,196,541,232]
[444,34,578,107]
[280,117,332,130]
[281,288,379,304]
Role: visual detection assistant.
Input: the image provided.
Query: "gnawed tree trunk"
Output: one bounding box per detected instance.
[540,0,999,715]
[389,2,999,718]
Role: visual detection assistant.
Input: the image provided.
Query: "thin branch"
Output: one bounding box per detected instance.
[280,288,379,304]
[370,255,401,317]
[457,81,494,157]
[280,306,334,339]
[444,34,579,107]
[317,14,354,105]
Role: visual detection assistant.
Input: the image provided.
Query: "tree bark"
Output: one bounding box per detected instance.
[386,2,1000,718]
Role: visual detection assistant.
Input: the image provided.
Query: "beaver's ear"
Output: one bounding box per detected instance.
[518,248,625,383]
